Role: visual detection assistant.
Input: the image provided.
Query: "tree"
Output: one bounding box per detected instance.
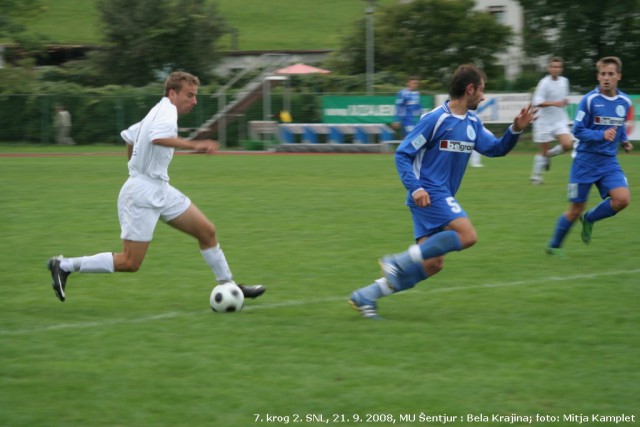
[0,0,43,41]
[95,0,227,86]
[519,0,640,91]
[0,0,47,56]
[331,0,512,90]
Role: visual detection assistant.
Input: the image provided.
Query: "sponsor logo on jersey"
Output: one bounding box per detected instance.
[594,116,625,126]
[439,140,475,153]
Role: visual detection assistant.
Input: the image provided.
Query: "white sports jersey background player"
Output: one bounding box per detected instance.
[530,57,574,184]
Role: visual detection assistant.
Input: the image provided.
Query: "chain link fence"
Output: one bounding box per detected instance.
[0,91,336,147]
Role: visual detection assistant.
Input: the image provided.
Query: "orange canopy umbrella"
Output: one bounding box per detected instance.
[275,63,331,75]
[274,64,331,116]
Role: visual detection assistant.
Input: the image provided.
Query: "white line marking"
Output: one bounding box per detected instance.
[3,269,638,335]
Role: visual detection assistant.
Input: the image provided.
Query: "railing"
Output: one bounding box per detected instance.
[188,53,291,145]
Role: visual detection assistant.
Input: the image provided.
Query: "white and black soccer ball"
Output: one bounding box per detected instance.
[210,283,244,312]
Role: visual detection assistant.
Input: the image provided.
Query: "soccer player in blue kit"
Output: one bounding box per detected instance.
[393,76,422,136]
[349,64,535,318]
[546,56,633,255]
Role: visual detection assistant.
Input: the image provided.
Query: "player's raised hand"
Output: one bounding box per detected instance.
[512,104,536,133]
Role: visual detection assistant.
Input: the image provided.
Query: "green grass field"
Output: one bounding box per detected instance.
[26,0,395,49]
[1,150,639,426]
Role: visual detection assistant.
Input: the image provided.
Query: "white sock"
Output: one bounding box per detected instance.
[531,154,545,177]
[547,144,565,157]
[66,253,115,273]
[201,244,233,284]
[375,278,394,296]
[59,257,78,272]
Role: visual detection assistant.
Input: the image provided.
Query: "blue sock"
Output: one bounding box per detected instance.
[549,215,573,248]
[418,230,463,259]
[356,279,389,302]
[390,262,428,292]
[390,230,462,271]
[585,200,617,223]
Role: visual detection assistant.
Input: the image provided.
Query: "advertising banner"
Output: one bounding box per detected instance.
[322,96,433,124]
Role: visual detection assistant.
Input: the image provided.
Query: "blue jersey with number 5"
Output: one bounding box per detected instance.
[395,100,523,207]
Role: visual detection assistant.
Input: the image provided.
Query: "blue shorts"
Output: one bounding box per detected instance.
[568,155,628,203]
[408,194,468,240]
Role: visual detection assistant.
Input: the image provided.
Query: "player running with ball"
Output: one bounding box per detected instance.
[349,64,535,319]
[47,71,265,303]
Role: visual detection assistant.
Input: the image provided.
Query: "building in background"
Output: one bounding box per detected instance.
[401,0,526,83]
[474,0,525,81]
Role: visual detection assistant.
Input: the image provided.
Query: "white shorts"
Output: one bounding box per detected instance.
[533,122,571,143]
[117,176,191,242]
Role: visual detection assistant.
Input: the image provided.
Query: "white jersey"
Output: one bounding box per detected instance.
[532,75,570,128]
[126,97,178,182]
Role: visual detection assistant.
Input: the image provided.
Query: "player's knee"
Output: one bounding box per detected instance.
[612,196,630,212]
[460,229,478,249]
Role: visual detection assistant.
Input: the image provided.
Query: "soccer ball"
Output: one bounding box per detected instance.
[210,283,244,312]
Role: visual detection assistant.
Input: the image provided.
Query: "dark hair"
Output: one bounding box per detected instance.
[549,56,563,65]
[164,71,200,96]
[449,64,486,99]
[596,56,622,73]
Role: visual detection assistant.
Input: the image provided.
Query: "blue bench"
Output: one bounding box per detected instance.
[278,123,394,144]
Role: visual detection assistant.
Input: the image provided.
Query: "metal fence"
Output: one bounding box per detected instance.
[0,91,331,147]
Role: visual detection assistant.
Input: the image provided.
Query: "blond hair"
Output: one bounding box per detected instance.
[596,56,622,73]
[164,71,200,96]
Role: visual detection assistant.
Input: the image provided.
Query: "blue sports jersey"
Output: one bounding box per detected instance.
[396,88,422,128]
[573,87,631,157]
[569,86,630,190]
[395,101,522,205]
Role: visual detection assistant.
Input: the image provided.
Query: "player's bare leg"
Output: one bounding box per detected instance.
[48,241,146,302]
[168,203,265,298]
[114,241,150,272]
[546,133,574,159]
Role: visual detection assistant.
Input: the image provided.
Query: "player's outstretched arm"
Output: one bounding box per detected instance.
[153,137,219,154]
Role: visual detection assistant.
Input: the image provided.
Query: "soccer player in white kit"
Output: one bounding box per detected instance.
[48,71,265,302]
[530,57,574,184]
